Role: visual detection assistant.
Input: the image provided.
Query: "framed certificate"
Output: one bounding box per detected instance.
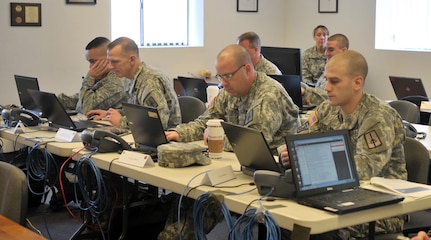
[10,3,41,27]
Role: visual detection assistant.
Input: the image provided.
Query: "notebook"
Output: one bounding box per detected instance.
[285,130,404,214]
[14,75,43,116]
[178,76,219,103]
[389,76,428,100]
[122,102,168,153]
[220,122,284,176]
[268,75,315,111]
[27,89,104,131]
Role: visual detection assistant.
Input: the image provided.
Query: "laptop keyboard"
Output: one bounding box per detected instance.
[308,188,387,204]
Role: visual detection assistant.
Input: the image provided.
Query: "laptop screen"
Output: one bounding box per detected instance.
[285,130,359,197]
[122,103,168,152]
[389,76,428,100]
[14,75,40,111]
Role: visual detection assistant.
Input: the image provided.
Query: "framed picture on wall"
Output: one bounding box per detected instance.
[318,0,338,13]
[66,0,96,4]
[237,0,258,12]
[10,2,42,27]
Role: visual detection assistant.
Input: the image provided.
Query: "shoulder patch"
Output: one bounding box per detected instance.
[364,130,382,149]
[308,111,318,126]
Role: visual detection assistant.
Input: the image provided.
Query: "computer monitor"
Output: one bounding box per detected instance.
[261,46,302,76]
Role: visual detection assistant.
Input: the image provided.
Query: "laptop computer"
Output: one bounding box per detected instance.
[27,89,104,131]
[178,76,219,103]
[389,76,428,101]
[285,130,404,214]
[220,121,284,176]
[122,102,168,153]
[268,75,315,111]
[14,75,43,117]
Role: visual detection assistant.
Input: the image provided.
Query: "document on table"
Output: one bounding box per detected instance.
[368,177,431,198]
[420,101,431,113]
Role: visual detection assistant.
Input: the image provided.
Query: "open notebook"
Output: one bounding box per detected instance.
[285,130,404,214]
[14,74,43,116]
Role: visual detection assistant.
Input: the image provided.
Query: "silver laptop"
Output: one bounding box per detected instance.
[285,130,404,214]
[221,122,283,176]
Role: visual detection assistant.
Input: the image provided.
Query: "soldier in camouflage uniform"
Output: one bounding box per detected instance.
[57,37,129,114]
[280,50,407,239]
[301,25,329,84]
[158,44,299,240]
[86,37,181,130]
[166,44,300,152]
[302,34,350,106]
[237,31,282,75]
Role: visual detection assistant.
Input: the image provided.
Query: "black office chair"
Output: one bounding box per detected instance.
[375,137,430,239]
[389,100,420,124]
[178,96,206,123]
[0,161,28,226]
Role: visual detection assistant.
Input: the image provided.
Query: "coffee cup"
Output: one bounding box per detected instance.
[206,119,224,159]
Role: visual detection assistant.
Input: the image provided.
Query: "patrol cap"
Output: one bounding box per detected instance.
[157,142,211,168]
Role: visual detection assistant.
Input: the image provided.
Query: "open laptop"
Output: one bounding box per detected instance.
[389,76,428,101]
[122,102,168,153]
[220,121,284,176]
[268,75,315,111]
[178,76,219,103]
[14,75,43,117]
[27,89,104,131]
[285,130,404,214]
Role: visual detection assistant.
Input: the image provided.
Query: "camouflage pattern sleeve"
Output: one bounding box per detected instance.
[57,93,79,110]
[303,83,327,106]
[77,71,129,114]
[255,55,282,75]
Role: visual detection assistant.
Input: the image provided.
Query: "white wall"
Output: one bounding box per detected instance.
[1,0,431,106]
[285,0,431,100]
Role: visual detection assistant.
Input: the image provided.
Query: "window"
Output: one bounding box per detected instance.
[375,0,431,52]
[111,0,203,48]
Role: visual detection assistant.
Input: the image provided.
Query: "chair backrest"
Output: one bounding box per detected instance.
[178,96,206,123]
[389,100,420,123]
[0,161,28,225]
[404,137,429,184]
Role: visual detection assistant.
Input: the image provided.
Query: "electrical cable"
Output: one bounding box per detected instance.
[193,192,233,240]
[26,142,58,196]
[230,188,281,240]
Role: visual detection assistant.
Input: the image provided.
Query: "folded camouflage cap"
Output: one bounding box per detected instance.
[158,142,211,168]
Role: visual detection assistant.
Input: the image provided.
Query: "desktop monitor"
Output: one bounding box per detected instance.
[261,46,302,76]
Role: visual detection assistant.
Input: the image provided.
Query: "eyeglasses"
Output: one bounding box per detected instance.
[215,64,245,82]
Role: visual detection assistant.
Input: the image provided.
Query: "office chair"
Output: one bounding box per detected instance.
[0,161,28,226]
[389,100,420,124]
[178,96,207,123]
[375,137,430,239]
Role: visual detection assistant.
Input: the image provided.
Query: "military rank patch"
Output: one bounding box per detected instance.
[308,111,318,126]
[364,130,382,149]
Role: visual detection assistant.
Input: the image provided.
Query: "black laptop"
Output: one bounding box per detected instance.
[14,75,43,116]
[122,103,168,153]
[178,76,219,103]
[389,76,428,101]
[27,89,103,131]
[220,122,284,176]
[285,130,404,214]
[268,74,315,111]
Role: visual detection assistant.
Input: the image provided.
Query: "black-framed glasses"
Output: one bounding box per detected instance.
[215,64,245,82]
